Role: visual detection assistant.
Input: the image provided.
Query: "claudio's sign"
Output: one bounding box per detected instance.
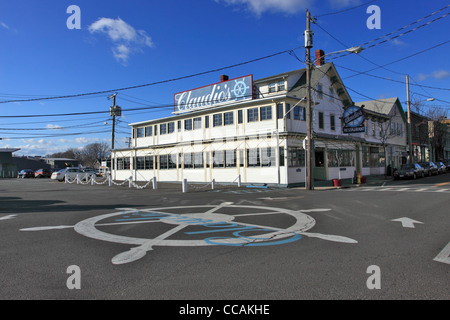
[174,75,253,113]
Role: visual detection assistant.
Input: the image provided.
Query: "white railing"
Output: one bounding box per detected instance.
[63,174,242,192]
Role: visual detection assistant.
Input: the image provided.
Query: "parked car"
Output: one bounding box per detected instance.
[51,167,96,182]
[443,160,450,172]
[436,162,447,174]
[419,162,439,176]
[34,168,52,178]
[82,168,101,177]
[393,163,424,180]
[17,169,35,178]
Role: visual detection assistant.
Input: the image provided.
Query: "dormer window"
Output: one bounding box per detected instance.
[269,82,276,93]
[277,80,286,91]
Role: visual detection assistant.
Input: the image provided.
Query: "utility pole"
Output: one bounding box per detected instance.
[406,75,414,164]
[305,9,314,190]
[108,93,119,150]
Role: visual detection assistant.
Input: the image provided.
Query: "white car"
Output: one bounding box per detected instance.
[51,167,96,182]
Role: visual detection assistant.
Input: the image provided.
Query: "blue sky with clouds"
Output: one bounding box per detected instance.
[0,0,449,156]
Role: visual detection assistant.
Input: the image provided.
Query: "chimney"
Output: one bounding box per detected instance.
[220,75,229,82]
[315,49,325,66]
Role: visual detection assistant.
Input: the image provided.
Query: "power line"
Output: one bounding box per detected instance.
[0,46,303,105]
[316,0,378,18]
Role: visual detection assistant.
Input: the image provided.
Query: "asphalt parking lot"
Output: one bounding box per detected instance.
[1,175,449,302]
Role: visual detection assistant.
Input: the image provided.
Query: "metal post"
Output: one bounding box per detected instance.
[182,178,188,193]
[305,9,314,190]
[406,75,414,164]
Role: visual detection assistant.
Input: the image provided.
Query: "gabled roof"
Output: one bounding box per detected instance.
[355,97,407,122]
[288,62,354,108]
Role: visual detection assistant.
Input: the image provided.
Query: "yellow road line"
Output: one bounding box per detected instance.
[435,182,450,187]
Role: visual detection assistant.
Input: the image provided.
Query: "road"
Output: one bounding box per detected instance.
[0,174,449,303]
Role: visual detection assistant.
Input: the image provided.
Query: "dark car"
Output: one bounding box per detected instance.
[436,162,447,174]
[17,169,35,178]
[419,162,439,176]
[35,168,52,178]
[393,163,424,180]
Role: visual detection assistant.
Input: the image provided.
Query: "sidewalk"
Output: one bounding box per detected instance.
[313,175,393,190]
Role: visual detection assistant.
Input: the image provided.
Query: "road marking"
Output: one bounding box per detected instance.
[434,182,450,187]
[20,204,357,265]
[0,214,17,221]
[433,241,450,265]
[391,217,424,228]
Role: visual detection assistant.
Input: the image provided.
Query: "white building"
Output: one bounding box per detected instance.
[112,59,407,186]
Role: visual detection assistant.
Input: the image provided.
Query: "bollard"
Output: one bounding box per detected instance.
[152,177,157,190]
[129,176,132,188]
[108,176,112,187]
[238,174,241,187]
[76,174,80,184]
[182,178,188,193]
[212,179,215,190]
[65,174,68,183]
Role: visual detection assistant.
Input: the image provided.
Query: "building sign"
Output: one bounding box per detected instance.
[342,106,365,133]
[174,75,253,113]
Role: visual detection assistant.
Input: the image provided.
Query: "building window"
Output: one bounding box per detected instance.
[193,117,202,130]
[247,108,259,122]
[193,152,203,169]
[177,121,181,131]
[318,111,324,129]
[288,148,305,167]
[277,103,284,119]
[261,148,275,167]
[136,127,144,138]
[225,150,237,167]
[160,123,167,135]
[247,148,260,167]
[168,154,177,169]
[224,112,234,126]
[317,84,323,99]
[268,82,276,93]
[145,156,154,170]
[136,157,145,170]
[213,151,224,168]
[154,125,158,136]
[329,88,334,102]
[238,110,243,124]
[277,80,285,91]
[330,114,336,131]
[168,122,175,134]
[213,114,223,127]
[184,153,193,169]
[205,116,209,128]
[184,119,192,131]
[284,103,290,119]
[145,126,152,137]
[294,106,300,120]
[260,106,272,121]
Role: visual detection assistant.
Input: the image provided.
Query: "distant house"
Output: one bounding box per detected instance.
[43,158,79,170]
[0,148,20,178]
[355,97,408,173]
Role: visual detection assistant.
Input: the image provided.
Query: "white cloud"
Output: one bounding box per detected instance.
[216,0,311,15]
[0,21,9,29]
[88,17,154,64]
[46,124,64,130]
[417,70,450,81]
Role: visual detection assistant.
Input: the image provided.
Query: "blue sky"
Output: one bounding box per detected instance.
[0,0,449,156]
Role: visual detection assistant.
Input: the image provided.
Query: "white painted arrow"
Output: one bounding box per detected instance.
[391,217,424,228]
